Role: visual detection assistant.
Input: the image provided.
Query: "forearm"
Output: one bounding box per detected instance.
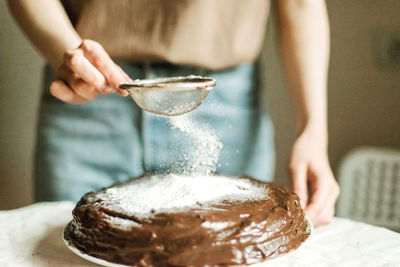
[7,0,81,69]
[277,0,330,142]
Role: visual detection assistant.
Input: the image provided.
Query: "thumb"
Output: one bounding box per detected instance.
[289,163,308,208]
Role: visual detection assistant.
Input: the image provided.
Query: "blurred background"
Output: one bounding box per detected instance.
[1,0,400,210]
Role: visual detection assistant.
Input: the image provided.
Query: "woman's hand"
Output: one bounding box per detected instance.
[289,127,340,226]
[8,1,129,103]
[50,39,131,104]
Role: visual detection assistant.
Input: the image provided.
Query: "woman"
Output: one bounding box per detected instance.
[8,0,339,226]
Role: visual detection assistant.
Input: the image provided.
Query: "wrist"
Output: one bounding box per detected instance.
[298,119,328,147]
[50,36,82,69]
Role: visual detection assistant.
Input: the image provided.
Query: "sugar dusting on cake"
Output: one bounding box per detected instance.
[100,111,255,219]
[99,174,268,218]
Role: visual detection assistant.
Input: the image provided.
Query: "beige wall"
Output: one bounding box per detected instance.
[327,0,400,170]
[1,1,399,209]
[0,2,44,209]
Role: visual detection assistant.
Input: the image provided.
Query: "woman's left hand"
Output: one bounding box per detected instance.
[289,128,340,226]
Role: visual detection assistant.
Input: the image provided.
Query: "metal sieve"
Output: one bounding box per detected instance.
[119,76,216,116]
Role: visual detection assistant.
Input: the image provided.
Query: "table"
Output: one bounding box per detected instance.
[1,202,400,267]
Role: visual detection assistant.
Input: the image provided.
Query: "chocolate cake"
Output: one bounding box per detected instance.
[64,174,311,266]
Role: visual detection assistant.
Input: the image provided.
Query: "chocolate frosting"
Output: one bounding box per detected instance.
[64,175,310,266]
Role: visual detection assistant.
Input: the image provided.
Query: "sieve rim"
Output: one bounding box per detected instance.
[119,75,216,91]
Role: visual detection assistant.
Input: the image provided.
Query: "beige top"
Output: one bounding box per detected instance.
[62,0,270,70]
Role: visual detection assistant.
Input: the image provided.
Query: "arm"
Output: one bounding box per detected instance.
[276,0,340,226]
[7,0,80,69]
[7,0,129,103]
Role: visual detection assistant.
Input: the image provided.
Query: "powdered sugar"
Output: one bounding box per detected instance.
[201,221,233,231]
[168,114,223,175]
[103,215,141,229]
[98,174,268,218]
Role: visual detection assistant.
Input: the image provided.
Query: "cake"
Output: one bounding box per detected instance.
[64,174,311,266]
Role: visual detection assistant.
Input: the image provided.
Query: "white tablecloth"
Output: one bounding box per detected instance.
[1,202,400,267]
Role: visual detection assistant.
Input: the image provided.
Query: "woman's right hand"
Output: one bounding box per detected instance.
[50,39,131,104]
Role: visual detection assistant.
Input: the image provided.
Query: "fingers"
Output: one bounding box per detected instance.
[69,78,100,100]
[289,163,308,208]
[52,39,131,104]
[314,207,334,227]
[49,80,89,104]
[290,157,340,226]
[305,169,340,226]
[114,63,132,95]
[79,40,129,96]
[64,50,111,94]
[115,63,132,82]
[304,171,329,220]
[56,65,101,101]
[289,131,340,227]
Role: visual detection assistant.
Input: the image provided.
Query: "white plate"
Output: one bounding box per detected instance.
[62,231,130,267]
[63,218,313,267]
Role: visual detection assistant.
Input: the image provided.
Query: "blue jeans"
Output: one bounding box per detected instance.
[34,63,275,202]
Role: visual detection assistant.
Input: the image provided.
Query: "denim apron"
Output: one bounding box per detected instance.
[34,63,275,201]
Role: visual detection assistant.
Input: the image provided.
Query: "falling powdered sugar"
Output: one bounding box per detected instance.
[99,174,268,218]
[167,114,223,175]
